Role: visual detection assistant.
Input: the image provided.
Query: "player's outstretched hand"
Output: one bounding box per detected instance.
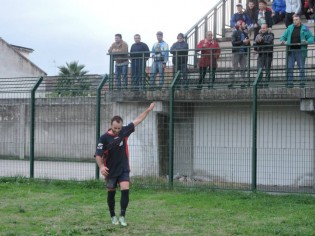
[148,102,155,111]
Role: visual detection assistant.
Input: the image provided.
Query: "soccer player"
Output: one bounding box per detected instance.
[95,102,155,226]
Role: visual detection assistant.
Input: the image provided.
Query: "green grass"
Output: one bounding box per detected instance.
[0,177,315,236]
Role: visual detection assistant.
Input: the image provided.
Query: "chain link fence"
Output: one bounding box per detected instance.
[1,45,315,194]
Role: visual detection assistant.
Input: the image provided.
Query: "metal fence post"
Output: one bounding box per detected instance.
[168,71,180,188]
[222,0,226,37]
[29,76,43,178]
[95,75,109,179]
[252,68,262,192]
[109,55,114,90]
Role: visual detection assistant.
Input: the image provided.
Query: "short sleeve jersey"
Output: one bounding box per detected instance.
[95,123,135,178]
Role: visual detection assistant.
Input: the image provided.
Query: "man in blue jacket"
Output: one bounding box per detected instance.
[130,34,150,90]
[280,14,314,87]
[170,33,189,89]
[230,3,252,28]
[272,0,286,24]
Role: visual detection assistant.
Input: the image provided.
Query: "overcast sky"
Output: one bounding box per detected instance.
[0,0,220,76]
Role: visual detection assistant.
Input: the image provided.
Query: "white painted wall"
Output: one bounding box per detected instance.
[0,39,46,78]
[192,103,314,187]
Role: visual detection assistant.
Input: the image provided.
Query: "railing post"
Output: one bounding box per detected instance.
[29,76,43,178]
[168,71,180,189]
[222,0,226,37]
[95,75,109,180]
[194,26,199,68]
[230,0,235,21]
[213,8,217,38]
[247,46,251,86]
[109,54,114,90]
[252,68,262,192]
[285,45,288,85]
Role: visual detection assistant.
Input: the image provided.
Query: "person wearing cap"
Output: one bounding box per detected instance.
[196,31,221,89]
[150,31,169,89]
[130,34,150,90]
[108,34,129,89]
[170,33,189,89]
[280,14,314,87]
[230,3,252,28]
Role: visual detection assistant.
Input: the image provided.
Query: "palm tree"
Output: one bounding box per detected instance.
[56,61,90,96]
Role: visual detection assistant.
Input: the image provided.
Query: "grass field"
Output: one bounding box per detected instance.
[0,177,315,236]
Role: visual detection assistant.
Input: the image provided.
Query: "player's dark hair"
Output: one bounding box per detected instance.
[111,115,123,124]
[115,34,122,39]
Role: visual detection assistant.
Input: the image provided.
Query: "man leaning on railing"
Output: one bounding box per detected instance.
[108,34,129,89]
[280,14,314,88]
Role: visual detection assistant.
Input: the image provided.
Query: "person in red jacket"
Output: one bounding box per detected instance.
[196,31,221,89]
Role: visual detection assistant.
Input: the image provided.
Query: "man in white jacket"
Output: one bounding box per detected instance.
[285,0,301,27]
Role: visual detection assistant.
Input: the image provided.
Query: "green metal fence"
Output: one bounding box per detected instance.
[1,45,315,194]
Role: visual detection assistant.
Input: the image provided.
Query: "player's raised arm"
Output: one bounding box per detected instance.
[132,102,155,127]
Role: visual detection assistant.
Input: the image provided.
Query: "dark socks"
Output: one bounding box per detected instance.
[107,190,116,217]
[120,189,129,217]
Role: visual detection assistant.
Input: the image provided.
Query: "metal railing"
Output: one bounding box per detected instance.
[107,43,315,90]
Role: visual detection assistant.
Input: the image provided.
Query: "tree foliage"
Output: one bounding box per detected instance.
[55,61,90,96]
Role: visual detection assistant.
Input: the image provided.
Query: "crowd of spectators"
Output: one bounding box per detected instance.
[108,0,314,89]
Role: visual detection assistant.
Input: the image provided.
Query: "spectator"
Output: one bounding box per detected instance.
[108,34,129,88]
[230,3,252,28]
[130,34,150,90]
[272,0,286,24]
[150,31,169,89]
[196,31,221,89]
[254,0,273,40]
[280,14,314,87]
[245,0,258,36]
[170,33,189,89]
[229,20,251,88]
[284,0,301,27]
[301,0,312,23]
[309,0,314,17]
[254,23,274,86]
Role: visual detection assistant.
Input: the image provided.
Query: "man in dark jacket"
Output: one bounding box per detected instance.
[230,20,250,88]
[130,34,150,90]
[170,33,189,88]
[254,23,274,86]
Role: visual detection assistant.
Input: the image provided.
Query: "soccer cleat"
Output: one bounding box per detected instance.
[111,216,119,225]
[119,216,127,227]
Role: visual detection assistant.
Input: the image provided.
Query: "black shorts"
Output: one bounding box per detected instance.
[106,171,130,189]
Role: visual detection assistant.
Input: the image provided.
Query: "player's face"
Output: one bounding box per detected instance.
[111,121,122,135]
